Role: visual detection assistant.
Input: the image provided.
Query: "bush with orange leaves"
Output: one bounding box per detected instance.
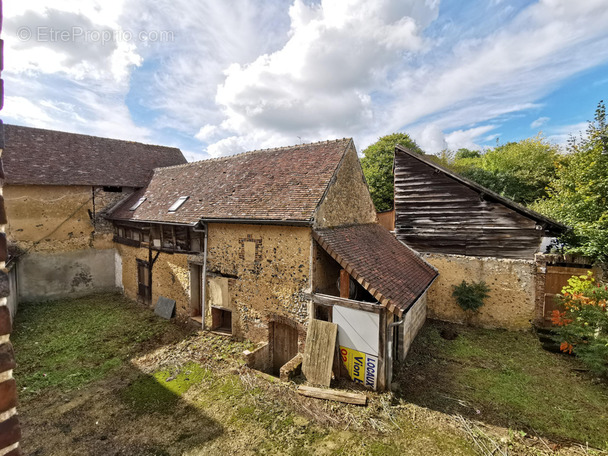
[552,271,608,376]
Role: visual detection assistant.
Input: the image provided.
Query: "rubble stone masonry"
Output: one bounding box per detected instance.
[423,253,536,330]
[204,223,311,342]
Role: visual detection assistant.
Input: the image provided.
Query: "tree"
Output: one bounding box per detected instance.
[451,137,559,205]
[532,101,608,261]
[360,133,424,212]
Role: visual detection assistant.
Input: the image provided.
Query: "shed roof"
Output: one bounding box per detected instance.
[3,124,187,187]
[394,145,568,233]
[110,138,353,225]
[313,223,438,316]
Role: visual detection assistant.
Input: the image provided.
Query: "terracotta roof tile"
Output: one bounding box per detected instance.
[313,224,438,315]
[3,124,187,187]
[110,138,352,224]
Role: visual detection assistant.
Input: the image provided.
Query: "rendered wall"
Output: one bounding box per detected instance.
[314,145,377,229]
[201,223,312,342]
[4,185,131,253]
[116,244,190,315]
[17,249,118,302]
[424,253,536,330]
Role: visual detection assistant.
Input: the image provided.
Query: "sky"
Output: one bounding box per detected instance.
[3,0,608,161]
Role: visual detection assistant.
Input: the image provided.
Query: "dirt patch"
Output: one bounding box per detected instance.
[15,298,606,455]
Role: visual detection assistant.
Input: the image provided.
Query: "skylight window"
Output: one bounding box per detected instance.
[129,197,146,211]
[168,196,189,212]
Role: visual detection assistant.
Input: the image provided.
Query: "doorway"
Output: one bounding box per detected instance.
[271,321,298,376]
[136,259,150,304]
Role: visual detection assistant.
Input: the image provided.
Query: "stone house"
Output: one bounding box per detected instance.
[393,145,567,329]
[109,139,438,390]
[2,124,186,302]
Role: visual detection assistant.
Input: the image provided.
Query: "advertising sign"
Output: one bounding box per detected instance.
[339,345,378,390]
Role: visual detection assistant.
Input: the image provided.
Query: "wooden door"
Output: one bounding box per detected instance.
[542,266,587,327]
[272,322,298,376]
[137,259,151,303]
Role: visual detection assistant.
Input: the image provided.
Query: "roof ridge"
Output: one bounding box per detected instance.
[156,137,352,171]
[4,123,182,151]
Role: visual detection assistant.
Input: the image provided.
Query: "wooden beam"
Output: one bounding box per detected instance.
[339,269,350,299]
[308,293,382,314]
[297,386,367,405]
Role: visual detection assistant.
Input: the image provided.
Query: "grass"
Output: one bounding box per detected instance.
[397,320,608,450]
[121,362,211,414]
[12,292,177,398]
[19,293,607,454]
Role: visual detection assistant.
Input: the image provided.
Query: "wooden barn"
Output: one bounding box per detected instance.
[393,145,567,329]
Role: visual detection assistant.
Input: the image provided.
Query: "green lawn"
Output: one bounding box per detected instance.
[397,320,608,450]
[12,292,181,397]
[12,294,606,455]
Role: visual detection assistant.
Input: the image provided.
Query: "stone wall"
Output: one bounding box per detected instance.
[116,244,190,314]
[399,293,427,360]
[202,223,312,343]
[4,185,131,253]
[17,249,118,302]
[423,253,536,330]
[314,145,377,229]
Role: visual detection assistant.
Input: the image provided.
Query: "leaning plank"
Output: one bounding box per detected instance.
[301,319,337,387]
[297,386,367,405]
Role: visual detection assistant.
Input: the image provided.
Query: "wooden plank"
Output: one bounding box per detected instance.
[308,293,383,314]
[297,385,367,405]
[301,320,338,388]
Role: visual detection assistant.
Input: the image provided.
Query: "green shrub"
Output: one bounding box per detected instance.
[452,280,490,313]
[552,271,608,376]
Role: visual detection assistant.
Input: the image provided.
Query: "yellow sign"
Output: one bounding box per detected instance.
[339,346,378,390]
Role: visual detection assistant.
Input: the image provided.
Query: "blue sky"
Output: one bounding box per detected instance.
[3,0,608,160]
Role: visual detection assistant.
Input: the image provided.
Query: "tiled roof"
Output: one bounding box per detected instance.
[110,138,353,224]
[3,124,187,187]
[313,223,438,316]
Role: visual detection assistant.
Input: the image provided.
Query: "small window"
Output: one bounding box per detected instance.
[130,197,146,211]
[168,196,189,212]
[103,186,123,193]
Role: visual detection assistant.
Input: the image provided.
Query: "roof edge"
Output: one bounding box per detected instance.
[155,138,354,172]
[5,123,185,152]
[394,145,569,233]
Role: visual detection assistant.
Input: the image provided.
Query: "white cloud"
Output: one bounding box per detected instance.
[386,1,608,136]
[411,123,495,154]
[545,121,589,148]
[445,125,496,152]
[208,0,439,154]
[531,116,550,129]
[4,0,608,160]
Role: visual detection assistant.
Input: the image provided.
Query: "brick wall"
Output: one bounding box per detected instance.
[0,5,22,450]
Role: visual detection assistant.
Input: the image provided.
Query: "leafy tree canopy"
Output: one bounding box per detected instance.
[532,101,608,261]
[450,136,560,205]
[360,133,423,212]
